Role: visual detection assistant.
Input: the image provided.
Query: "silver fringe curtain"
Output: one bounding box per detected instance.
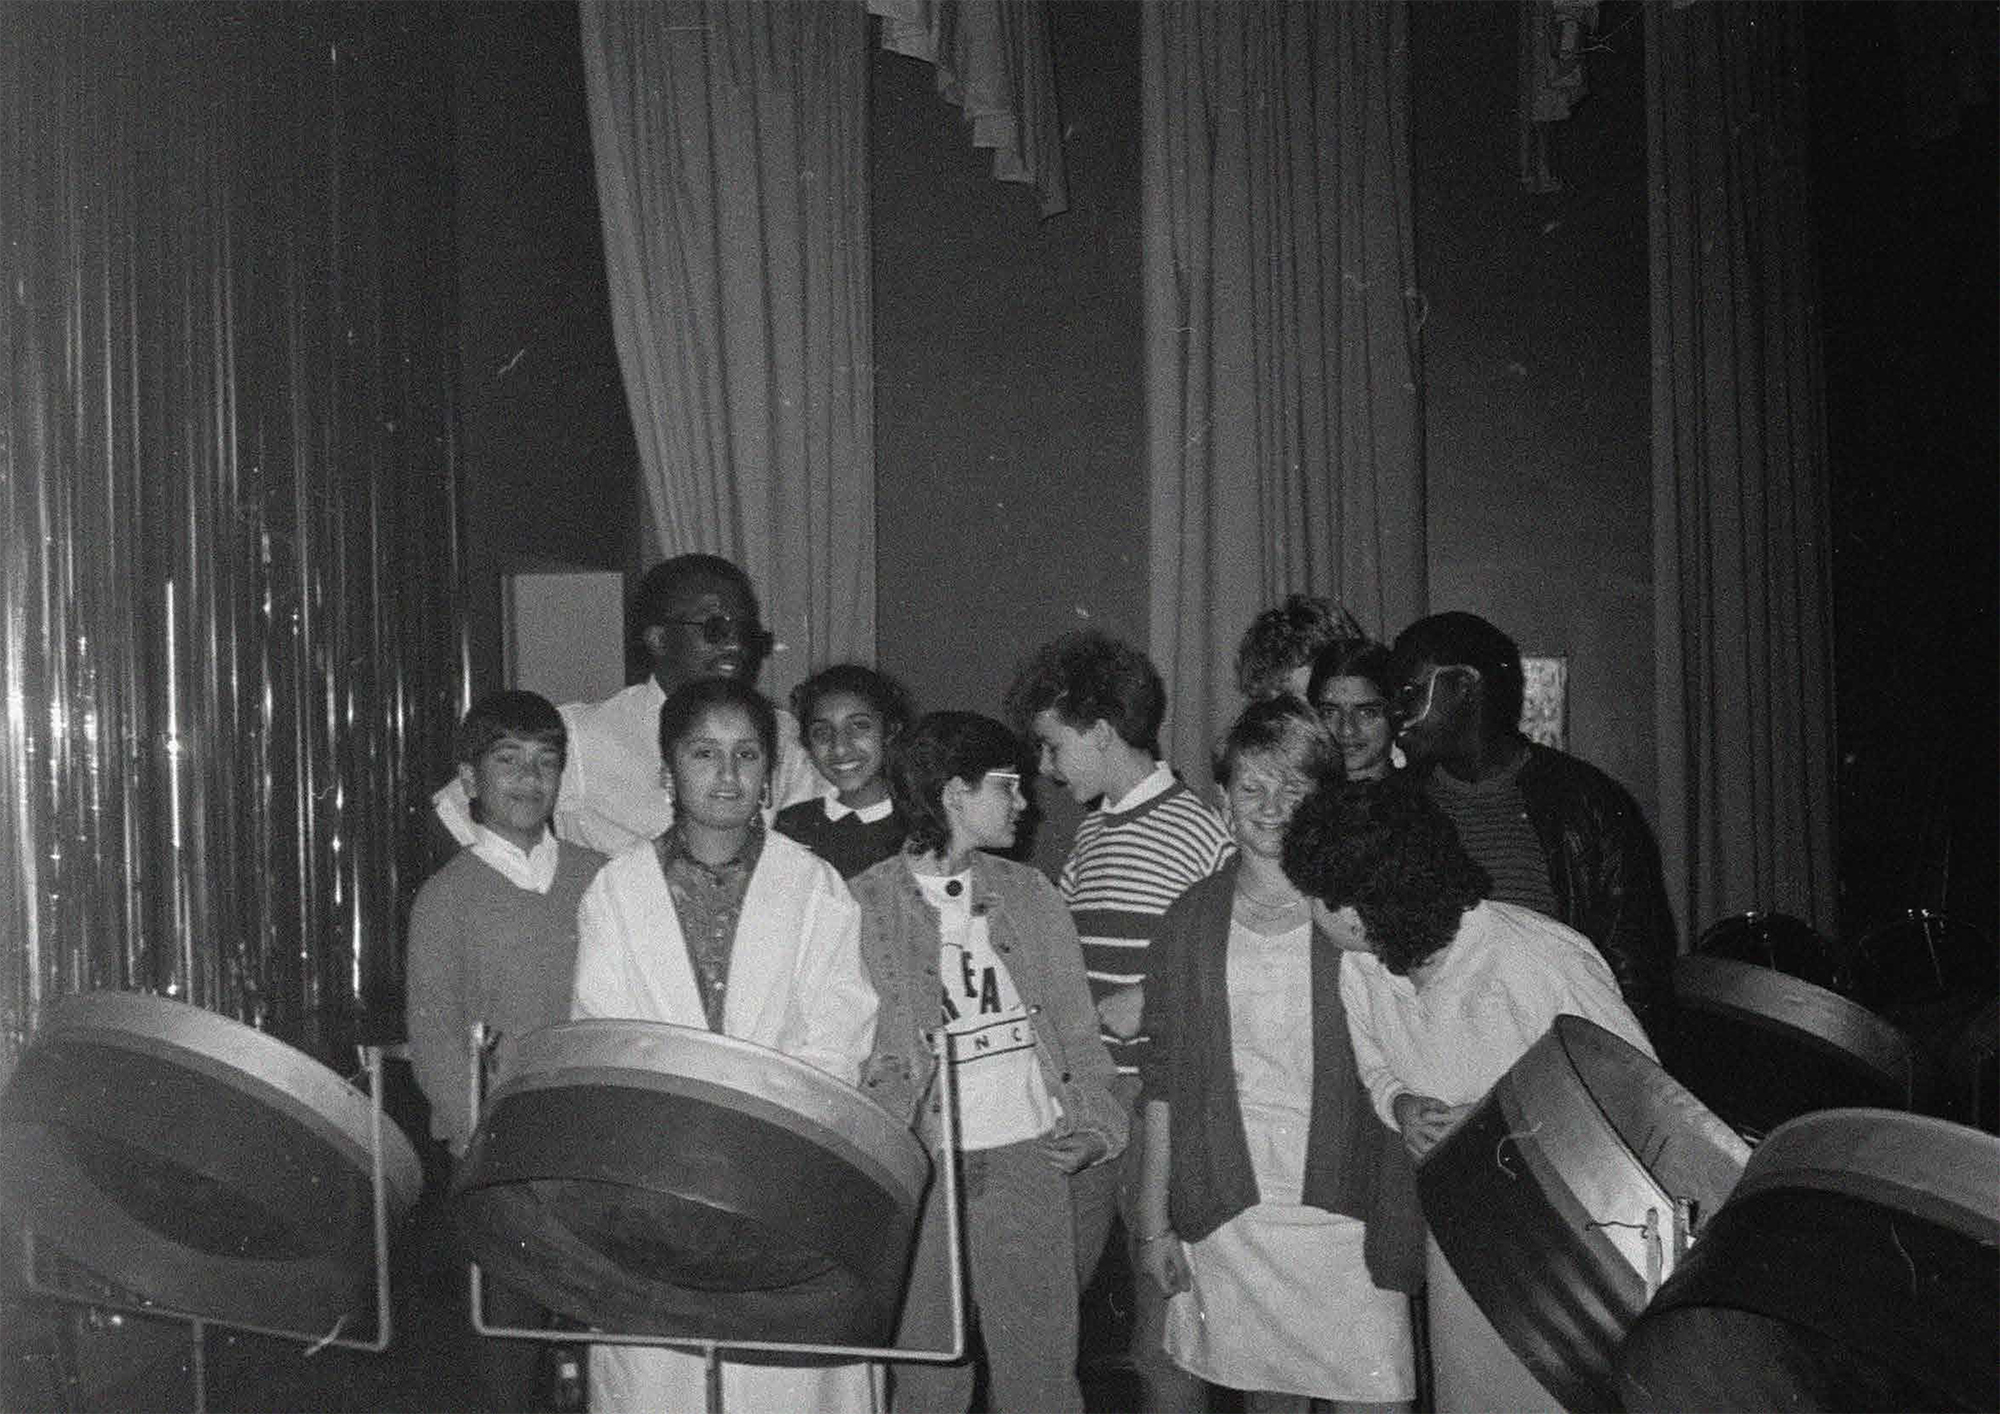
[0,3,465,1076]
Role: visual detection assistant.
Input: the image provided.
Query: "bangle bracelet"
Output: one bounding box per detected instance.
[1136,1230,1174,1244]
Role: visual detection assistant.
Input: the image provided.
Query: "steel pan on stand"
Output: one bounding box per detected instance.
[1615,1109,2000,1411]
[1415,1016,1749,1412]
[1694,910,1845,991]
[452,1020,933,1349]
[1665,955,1916,1140]
[0,991,423,1408]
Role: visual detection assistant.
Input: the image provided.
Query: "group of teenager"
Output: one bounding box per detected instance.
[407,554,1678,1414]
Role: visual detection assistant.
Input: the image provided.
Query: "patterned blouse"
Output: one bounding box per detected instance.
[654,820,766,1032]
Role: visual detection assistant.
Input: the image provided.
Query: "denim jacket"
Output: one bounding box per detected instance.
[848,851,1128,1164]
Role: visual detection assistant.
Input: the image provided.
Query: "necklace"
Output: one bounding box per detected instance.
[1234,886,1304,914]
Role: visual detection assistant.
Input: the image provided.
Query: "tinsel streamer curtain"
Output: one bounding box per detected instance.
[580,1,875,702]
[1647,1,1837,937]
[0,4,464,1075]
[1144,1,1426,781]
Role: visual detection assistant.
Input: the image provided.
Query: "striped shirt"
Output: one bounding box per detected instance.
[1060,768,1234,1074]
[1425,754,1560,919]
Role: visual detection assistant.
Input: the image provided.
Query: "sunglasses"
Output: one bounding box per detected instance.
[666,614,772,650]
[1391,664,1480,722]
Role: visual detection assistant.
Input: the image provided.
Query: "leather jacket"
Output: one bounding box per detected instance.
[1512,741,1679,1031]
[847,851,1129,1163]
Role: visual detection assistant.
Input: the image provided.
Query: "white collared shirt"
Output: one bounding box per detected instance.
[1103,760,1175,816]
[821,788,894,825]
[469,825,560,895]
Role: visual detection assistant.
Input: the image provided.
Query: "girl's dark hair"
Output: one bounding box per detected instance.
[887,712,1026,856]
[1282,781,1490,976]
[456,690,566,767]
[1305,638,1393,705]
[658,677,779,769]
[1211,696,1340,789]
[788,664,916,746]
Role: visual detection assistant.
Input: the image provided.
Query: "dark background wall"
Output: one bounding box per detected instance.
[1412,2,1657,820]
[453,1,643,698]
[872,3,1147,870]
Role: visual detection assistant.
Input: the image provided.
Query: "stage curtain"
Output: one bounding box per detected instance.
[1143,1,1425,781]
[579,2,874,700]
[1647,1,1836,936]
[870,0,1068,216]
[0,4,463,1072]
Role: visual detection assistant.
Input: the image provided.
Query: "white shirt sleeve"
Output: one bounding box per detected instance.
[1339,956,1408,1129]
[783,870,877,1087]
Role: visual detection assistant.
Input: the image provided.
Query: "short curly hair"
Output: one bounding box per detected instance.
[1236,594,1364,699]
[887,712,1027,857]
[1387,612,1524,739]
[1002,629,1164,753]
[789,664,916,747]
[1282,781,1490,976]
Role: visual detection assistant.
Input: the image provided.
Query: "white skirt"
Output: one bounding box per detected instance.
[589,1344,880,1414]
[1163,1204,1413,1402]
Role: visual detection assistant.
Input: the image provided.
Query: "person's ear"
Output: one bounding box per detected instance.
[458,762,480,800]
[640,624,670,660]
[1087,719,1116,752]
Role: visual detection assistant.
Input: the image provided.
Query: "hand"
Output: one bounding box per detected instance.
[1392,1092,1467,1159]
[1096,984,1145,1040]
[1135,1231,1191,1298]
[1038,1128,1109,1174]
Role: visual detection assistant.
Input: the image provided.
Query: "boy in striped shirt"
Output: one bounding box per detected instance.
[1006,630,1233,1411]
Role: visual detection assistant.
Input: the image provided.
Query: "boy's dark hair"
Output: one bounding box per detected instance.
[789,664,916,746]
[1235,594,1363,698]
[1305,638,1393,705]
[456,690,567,768]
[630,554,759,637]
[888,712,1026,857]
[1212,696,1340,790]
[1002,629,1164,754]
[1388,612,1524,738]
[658,677,779,769]
[1282,781,1490,977]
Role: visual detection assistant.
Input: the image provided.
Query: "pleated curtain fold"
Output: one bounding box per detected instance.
[1647,0,1837,935]
[1143,1,1426,780]
[579,1,875,697]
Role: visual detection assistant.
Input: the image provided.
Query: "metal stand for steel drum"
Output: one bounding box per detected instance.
[13,1044,407,1414]
[466,1028,968,1414]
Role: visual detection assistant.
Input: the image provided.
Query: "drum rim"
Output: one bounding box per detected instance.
[27,990,423,1209]
[498,1018,929,1198]
[1672,954,1913,1086]
[1736,1107,2000,1244]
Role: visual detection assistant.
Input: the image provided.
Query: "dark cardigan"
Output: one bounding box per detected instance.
[1138,860,1425,1293]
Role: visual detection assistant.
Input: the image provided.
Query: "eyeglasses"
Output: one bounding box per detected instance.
[982,770,1023,790]
[1390,664,1480,723]
[666,614,770,649]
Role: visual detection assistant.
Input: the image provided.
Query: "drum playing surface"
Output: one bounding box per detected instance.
[453,1019,928,1346]
[0,990,421,1334]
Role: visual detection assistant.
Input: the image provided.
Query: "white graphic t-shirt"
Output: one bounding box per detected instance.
[917,870,1061,1151]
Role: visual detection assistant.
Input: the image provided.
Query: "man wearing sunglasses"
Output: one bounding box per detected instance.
[433,554,820,855]
[1384,612,1676,1033]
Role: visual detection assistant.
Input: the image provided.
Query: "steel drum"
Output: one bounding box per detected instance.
[452,1019,930,1346]
[1848,908,1994,1015]
[1616,1109,2000,1411]
[1416,1016,1750,1412]
[1694,910,1844,992]
[1665,955,1916,1140]
[0,991,422,1334]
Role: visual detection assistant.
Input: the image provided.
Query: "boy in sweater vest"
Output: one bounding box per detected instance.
[407,691,605,1411]
[1005,631,1233,1413]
